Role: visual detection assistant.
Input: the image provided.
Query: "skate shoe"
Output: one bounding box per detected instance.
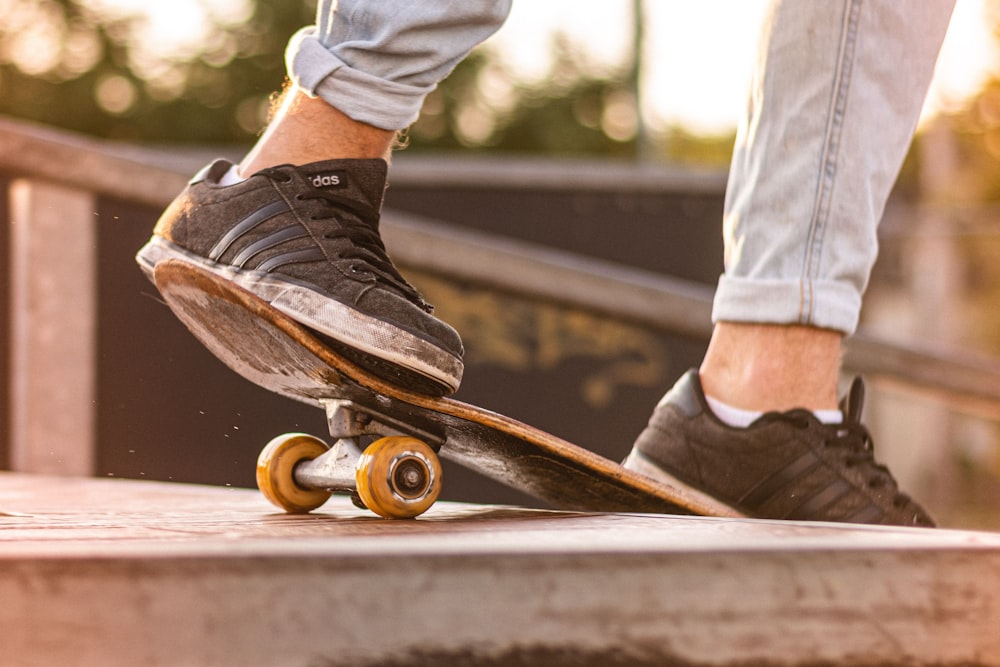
[623,370,935,526]
[137,158,463,395]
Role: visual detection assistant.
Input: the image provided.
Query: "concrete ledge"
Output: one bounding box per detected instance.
[1,473,999,666]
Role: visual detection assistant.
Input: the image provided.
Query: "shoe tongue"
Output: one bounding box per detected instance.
[840,376,866,425]
[301,159,388,211]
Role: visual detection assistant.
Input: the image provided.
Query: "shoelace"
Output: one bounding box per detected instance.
[761,378,921,515]
[820,420,914,509]
[263,168,433,313]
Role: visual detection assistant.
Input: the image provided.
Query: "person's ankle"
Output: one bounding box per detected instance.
[698,322,842,412]
[240,85,396,174]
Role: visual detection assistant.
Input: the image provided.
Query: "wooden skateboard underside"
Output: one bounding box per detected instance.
[153,260,743,518]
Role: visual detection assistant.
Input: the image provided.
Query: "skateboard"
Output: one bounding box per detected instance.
[152,259,745,520]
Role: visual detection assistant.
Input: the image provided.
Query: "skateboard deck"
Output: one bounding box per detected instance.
[153,259,744,520]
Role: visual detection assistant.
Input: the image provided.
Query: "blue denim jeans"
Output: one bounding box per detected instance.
[716,0,954,334]
[286,0,512,129]
[286,0,954,336]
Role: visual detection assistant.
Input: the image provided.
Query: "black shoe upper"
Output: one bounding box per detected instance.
[146,158,464,394]
[631,370,935,527]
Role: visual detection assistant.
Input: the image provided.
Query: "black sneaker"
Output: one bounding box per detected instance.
[136,158,463,395]
[622,370,935,526]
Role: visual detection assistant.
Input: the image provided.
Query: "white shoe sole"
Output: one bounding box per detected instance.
[137,236,463,394]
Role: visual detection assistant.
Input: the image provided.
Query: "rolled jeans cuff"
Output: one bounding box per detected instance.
[286,27,430,130]
[711,275,862,335]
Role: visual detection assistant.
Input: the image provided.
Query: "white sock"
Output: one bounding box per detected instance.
[218,164,246,187]
[705,394,843,428]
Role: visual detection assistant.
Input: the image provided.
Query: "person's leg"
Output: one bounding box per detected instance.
[138,0,512,395]
[702,0,955,414]
[242,89,396,169]
[625,0,955,526]
[700,323,842,412]
[241,0,513,169]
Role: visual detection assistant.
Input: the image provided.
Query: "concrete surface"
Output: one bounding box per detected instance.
[1,472,999,666]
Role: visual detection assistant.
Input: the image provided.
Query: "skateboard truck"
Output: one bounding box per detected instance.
[256,399,446,519]
[323,399,445,449]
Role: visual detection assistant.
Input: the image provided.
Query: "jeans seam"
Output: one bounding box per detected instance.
[800,0,862,325]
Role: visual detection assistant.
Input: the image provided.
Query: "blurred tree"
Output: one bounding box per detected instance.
[407,40,640,159]
[868,22,1000,357]
[0,0,662,158]
[926,0,1000,357]
[0,0,313,144]
[943,88,1000,357]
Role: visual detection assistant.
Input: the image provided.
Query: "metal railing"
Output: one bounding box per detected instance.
[3,116,999,477]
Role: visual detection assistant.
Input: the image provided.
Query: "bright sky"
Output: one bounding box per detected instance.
[94,0,999,135]
[491,0,1000,134]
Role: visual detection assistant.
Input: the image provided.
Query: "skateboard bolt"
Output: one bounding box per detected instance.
[391,455,430,499]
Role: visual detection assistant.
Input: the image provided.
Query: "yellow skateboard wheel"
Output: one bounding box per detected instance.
[257,433,333,513]
[356,436,442,519]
